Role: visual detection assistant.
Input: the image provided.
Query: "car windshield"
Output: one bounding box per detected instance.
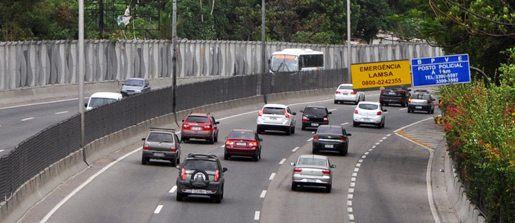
[358,103,379,110]
[263,107,285,115]
[228,131,255,140]
[338,85,353,90]
[125,79,144,86]
[304,107,327,115]
[89,98,118,107]
[317,127,341,134]
[298,157,328,167]
[185,116,209,123]
[183,160,218,171]
[411,94,431,99]
[270,55,298,72]
[147,133,174,142]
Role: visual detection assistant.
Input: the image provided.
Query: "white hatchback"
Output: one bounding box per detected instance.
[334,84,365,104]
[256,104,296,135]
[353,102,387,128]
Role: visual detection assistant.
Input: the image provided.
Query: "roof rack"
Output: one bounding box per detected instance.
[149,127,176,132]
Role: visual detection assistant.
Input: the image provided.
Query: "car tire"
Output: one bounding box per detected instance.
[353,121,358,127]
[407,109,411,113]
[340,149,348,156]
[326,184,332,193]
[334,100,338,104]
[291,183,297,191]
[207,137,214,144]
[253,154,259,161]
[176,191,184,201]
[291,126,295,134]
[301,124,306,130]
[214,134,218,142]
[286,126,291,136]
[170,158,177,167]
[141,156,149,165]
[382,121,385,128]
[312,148,318,154]
[181,137,188,143]
[213,194,222,203]
[257,126,263,134]
[224,152,230,160]
[258,150,261,160]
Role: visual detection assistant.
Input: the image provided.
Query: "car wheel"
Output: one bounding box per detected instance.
[340,149,348,156]
[181,137,188,143]
[312,148,318,154]
[286,126,291,135]
[224,152,230,160]
[407,109,411,113]
[253,154,259,161]
[176,191,184,201]
[301,124,306,130]
[258,150,261,160]
[141,156,149,165]
[207,137,214,144]
[214,134,218,142]
[170,158,177,167]
[257,126,263,134]
[213,194,222,203]
[401,102,406,107]
[291,183,297,191]
[291,126,295,134]
[334,100,338,104]
[382,120,385,128]
[353,121,358,127]
[326,184,332,193]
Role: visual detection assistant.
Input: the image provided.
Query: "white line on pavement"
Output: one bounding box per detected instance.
[254,211,260,220]
[0,150,4,153]
[341,122,349,126]
[292,147,300,152]
[55,111,69,115]
[260,190,267,198]
[307,138,313,142]
[21,117,34,121]
[279,158,286,165]
[169,186,177,193]
[328,109,337,111]
[269,173,276,181]
[154,205,163,214]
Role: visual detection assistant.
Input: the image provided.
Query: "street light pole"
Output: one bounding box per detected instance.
[172,0,177,118]
[347,0,351,83]
[261,0,267,103]
[79,0,87,165]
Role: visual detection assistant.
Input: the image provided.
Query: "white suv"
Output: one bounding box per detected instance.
[256,104,296,135]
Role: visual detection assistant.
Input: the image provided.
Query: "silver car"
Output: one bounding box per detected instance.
[121,78,151,97]
[290,154,336,193]
[141,128,181,166]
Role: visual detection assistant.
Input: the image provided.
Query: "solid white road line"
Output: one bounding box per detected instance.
[55,111,69,115]
[154,205,163,214]
[254,211,260,220]
[269,173,276,181]
[169,186,177,193]
[40,147,143,223]
[328,109,337,112]
[292,147,300,152]
[341,122,349,126]
[260,190,267,198]
[307,138,313,142]
[279,158,286,165]
[21,117,34,121]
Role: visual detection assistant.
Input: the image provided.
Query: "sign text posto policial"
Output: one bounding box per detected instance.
[410,54,471,87]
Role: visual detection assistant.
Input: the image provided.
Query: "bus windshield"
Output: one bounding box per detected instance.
[270,54,298,72]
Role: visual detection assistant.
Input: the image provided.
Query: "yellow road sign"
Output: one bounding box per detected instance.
[351,60,412,89]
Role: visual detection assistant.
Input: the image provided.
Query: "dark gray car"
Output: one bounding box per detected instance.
[121,78,151,97]
[141,128,181,166]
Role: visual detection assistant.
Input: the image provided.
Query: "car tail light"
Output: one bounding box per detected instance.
[303,116,308,121]
[377,111,382,115]
[340,136,346,142]
[226,140,234,146]
[294,168,302,172]
[249,141,258,147]
[284,109,290,118]
[426,99,431,104]
[408,98,412,103]
[398,90,405,94]
[204,124,212,129]
[351,91,357,95]
[181,168,185,180]
[258,108,265,116]
[143,144,149,150]
[322,169,331,174]
[381,90,386,93]
[182,124,189,128]
[354,109,358,114]
[170,147,176,152]
[335,91,341,94]
[314,135,319,140]
[323,117,328,122]
[215,169,219,182]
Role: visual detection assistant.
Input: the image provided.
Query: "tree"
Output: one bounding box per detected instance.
[0,0,40,41]
[354,0,391,43]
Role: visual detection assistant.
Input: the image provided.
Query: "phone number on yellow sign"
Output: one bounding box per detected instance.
[362,78,402,86]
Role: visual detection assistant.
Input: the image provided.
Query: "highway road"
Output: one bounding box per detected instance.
[15,92,444,223]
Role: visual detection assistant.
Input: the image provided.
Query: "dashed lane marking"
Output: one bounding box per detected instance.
[260,190,267,198]
[21,117,34,121]
[341,122,349,126]
[254,211,260,221]
[292,147,300,152]
[169,186,176,193]
[154,205,163,214]
[269,173,276,180]
[307,138,313,142]
[279,158,286,165]
[55,111,69,115]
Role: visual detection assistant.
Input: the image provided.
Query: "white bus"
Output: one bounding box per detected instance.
[269,48,324,73]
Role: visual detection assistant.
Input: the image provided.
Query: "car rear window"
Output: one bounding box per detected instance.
[299,157,328,166]
[338,85,353,90]
[263,107,285,115]
[183,160,218,171]
[317,127,341,134]
[185,116,209,123]
[411,94,431,99]
[89,98,118,107]
[304,107,327,115]
[228,131,255,140]
[147,132,174,142]
[358,103,379,110]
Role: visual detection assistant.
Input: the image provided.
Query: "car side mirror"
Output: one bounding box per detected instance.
[347,133,352,136]
[142,138,146,141]
[176,165,181,169]
[181,119,184,122]
[383,109,387,112]
[216,121,220,124]
[258,138,263,142]
[222,167,228,172]
[292,112,297,115]
[300,110,304,113]
[290,162,295,166]
[330,164,336,168]
[328,111,332,114]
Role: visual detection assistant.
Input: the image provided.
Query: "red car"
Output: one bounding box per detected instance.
[224,129,262,161]
[181,112,220,144]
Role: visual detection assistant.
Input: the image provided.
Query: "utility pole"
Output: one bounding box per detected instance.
[172,0,177,114]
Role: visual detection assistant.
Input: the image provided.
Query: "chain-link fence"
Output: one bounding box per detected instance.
[0,69,348,203]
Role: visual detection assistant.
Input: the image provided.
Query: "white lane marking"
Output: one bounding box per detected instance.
[279,158,286,165]
[40,147,142,223]
[55,111,69,115]
[292,147,300,152]
[21,117,34,121]
[0,98,78,110]
[154,205,163,214]
[307,138,313,142]
[351,177,356,182]
[350,182,355,187]
[347,200,352,206]
[269,173,276,180]
[348,207,353,213]
[254,211,260,220]
[0,149,4,153]
[349,214,355,221]
[353,168,359,172]
[348,194,353,199]
[348,188,354,194]
[169,186,177,193]
[340,122,349,126]
[260,190,267,198]
[328,109,337,111]
[221,145,224,148]
[352,173,357,177]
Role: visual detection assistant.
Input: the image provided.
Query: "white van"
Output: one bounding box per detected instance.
[85,92,123,111]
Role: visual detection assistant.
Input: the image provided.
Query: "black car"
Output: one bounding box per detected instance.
[176,153,228,203]
[300,106,332,130]
[312,125,352,156]
[141,127,181,166]
[380,87,411,107]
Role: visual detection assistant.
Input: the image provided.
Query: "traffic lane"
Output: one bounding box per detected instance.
[353,135,435,223]
[0,99,78,151]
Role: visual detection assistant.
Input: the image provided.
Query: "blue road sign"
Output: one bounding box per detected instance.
[410,54,471,87]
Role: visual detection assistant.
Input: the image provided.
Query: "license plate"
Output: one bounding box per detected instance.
[191,189,207,194]
[153,153,164,157]
[192,127,202,130]
[363,118,371,122]
[307,179,317,182]
[416,106,422,109]
[325,144,334,148]
[389,92,396,95]
[236,142,247,146]
[311,123,319,126]
[269,117,277,120]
